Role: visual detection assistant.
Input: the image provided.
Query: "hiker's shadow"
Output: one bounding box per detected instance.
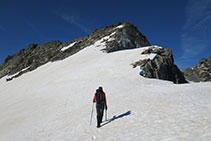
[101,110,131,127]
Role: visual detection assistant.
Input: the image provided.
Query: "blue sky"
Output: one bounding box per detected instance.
[0,0,210,69]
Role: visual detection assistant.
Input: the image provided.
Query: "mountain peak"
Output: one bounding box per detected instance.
[86,21,150,52]
[0,22,187,84]
[0,22,150,80]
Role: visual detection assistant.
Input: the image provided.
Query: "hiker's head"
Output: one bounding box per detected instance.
[98,86,103,91]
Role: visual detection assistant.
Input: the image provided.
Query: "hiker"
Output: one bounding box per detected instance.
[93,86,108,128]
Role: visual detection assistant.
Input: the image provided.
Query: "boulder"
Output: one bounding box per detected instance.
[132,47,187,84]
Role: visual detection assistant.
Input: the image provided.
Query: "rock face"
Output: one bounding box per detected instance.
[0,41,63,81]
[182,57,211,82]
[0,22,150,81]
[132,47,187,84]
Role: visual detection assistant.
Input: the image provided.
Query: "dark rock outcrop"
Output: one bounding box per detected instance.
[182,57,211,82]
[0,22,150,81]
[132,47,187,84]
[103,23,150,52]
[1,41,63,81]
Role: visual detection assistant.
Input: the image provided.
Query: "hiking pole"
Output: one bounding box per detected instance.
[105,109,107,121]
[89,103,94,126]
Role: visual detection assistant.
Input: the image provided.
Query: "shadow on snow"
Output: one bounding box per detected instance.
[101,110,131,127]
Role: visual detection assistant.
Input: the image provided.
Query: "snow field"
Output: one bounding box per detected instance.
[0,38,211,140]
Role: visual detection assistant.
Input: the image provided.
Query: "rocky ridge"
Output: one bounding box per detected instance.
[182,57,211,82]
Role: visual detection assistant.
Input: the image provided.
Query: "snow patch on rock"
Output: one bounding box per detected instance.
[93,32,116,49]
[6,67,29,80]
[61,42,77,51]
[116,25,124,29]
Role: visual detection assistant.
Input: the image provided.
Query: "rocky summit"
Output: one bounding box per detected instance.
[182,57,211,82]
[0,22,187,83]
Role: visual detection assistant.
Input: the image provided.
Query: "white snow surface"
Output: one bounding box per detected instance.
[0,41,211,141]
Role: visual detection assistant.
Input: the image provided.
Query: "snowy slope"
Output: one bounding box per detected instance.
[0,37,211,141]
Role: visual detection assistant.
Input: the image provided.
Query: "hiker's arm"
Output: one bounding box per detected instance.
[93,93,96,103]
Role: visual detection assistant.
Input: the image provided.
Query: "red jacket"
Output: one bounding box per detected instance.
[93,92,107,106]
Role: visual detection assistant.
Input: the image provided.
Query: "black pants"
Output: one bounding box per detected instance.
[96,104,104,126]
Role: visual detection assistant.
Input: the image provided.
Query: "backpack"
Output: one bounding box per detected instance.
[96,90,105,104]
